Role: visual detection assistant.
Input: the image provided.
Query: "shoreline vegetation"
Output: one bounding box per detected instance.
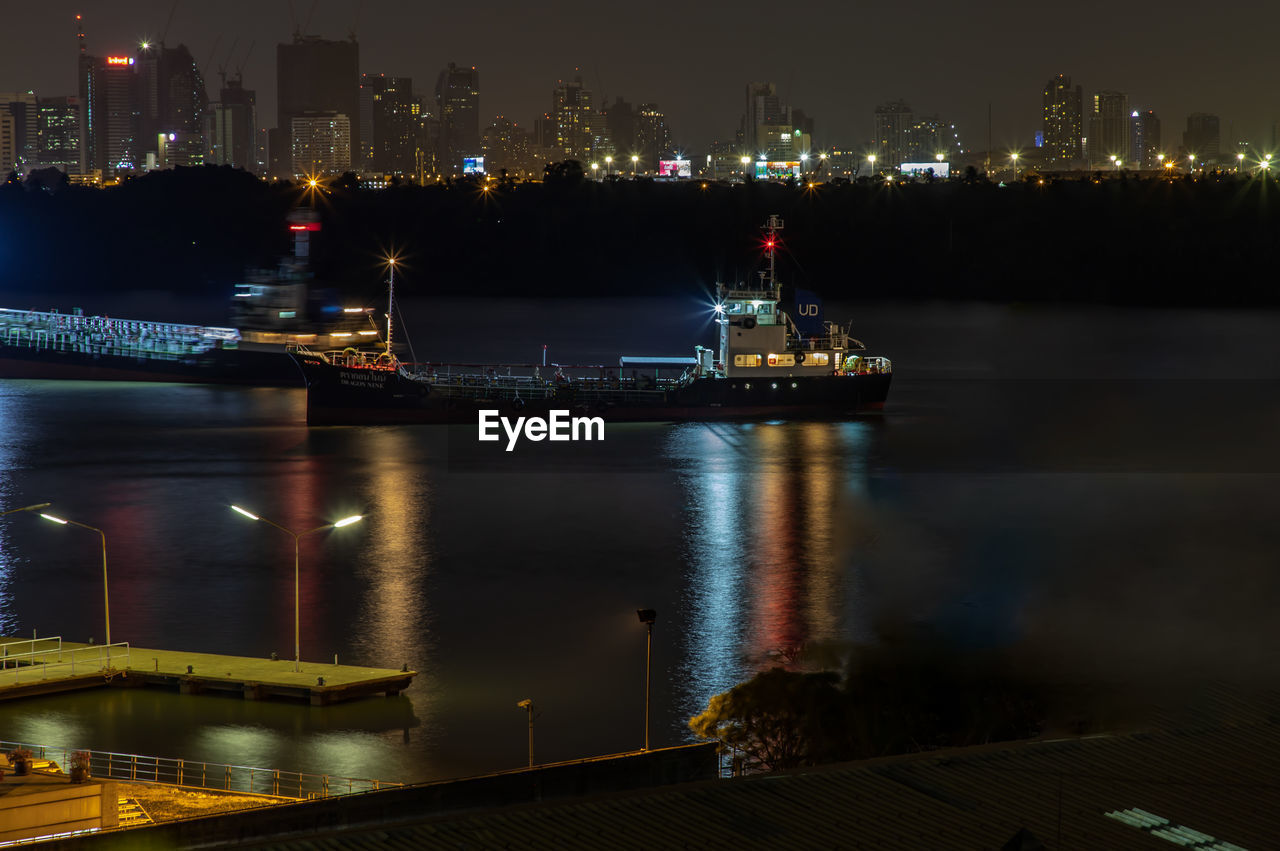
[3,165,1278,310]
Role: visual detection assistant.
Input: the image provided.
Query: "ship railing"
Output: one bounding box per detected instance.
[0,739,400,801]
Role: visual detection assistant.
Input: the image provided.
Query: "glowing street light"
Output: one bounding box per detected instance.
[1188,153,1196,172]
[591,162,599,179]
[1238,152,1246,172]
[516,698,534,767]
[867,153,877,176]
[631,154,639,176]
[39,512,111,646]
[637,608,657,751]
[935,152,944,163]
[1011,152,1020,179]
[604,155,612,177]
[230,505,364,672]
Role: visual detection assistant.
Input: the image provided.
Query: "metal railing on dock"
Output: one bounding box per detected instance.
[0,740,399,800]
[0,639,128,681]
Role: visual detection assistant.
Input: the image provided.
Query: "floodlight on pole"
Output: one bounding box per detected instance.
[39,512,111,646]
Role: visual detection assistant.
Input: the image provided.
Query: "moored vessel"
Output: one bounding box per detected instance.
[292,215,892,425]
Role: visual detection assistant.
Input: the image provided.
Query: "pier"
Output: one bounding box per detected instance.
[0,637,415,706]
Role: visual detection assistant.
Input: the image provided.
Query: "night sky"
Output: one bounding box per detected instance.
[6,1,1280,153]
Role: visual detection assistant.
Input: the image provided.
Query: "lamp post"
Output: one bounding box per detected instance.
[39,512,110,646]
[631,154,639,176]
[516,698,534,767]
[1188,153,1196,173]
[604,155,612,177]
[1237,152,1246,173]
[231,505,363,672]
[636,608,657,751]
[867,153,877,177]
[0,502,50,517]
[1011,152,1019,179]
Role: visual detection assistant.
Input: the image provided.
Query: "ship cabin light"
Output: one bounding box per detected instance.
[808,352,830,366]
[358,330,378,335]
[342,308,364,314]
[330,332,353,337]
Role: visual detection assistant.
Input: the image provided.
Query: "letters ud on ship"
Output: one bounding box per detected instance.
[291,215,893,425]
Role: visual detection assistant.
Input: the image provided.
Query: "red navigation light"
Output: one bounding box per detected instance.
[765,240,775,249]
[289,223,321,232]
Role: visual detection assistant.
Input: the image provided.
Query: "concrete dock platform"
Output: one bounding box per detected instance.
[0,637,415,706]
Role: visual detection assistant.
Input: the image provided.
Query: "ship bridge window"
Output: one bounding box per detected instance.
[766,353,795,367]
[733,354,762,367]
[756,303,773,315]
[725,303,746,314]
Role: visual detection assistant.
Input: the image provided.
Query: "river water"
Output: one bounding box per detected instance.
[0,297,1277,785]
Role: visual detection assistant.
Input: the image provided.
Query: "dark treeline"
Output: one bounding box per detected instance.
[4,165,1280,308]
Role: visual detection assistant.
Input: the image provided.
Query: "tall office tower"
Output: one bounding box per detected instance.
[1042,74,1083,168]
[76,13,140,178]
[791,108,815,153]
[1130,109,1160,168]
[551,73,594,162]
[1183,113,1220,163]
[1088,91,1130,167]
[636,103,672,170]
[136,43,207,168]
[0,113,16,175]
[36,96,83,174]
[277,36,359,178]
[362,75,416,176]
[605,97,636,160]
[482,114,531,176]
[208,78,257,169]
[874,100,913,168]
[0,92,38,173]
[435,62,480,173]
[290,111,351,177]
[412,95,441,180]
[745,82,791,158]
[905,114,948,161]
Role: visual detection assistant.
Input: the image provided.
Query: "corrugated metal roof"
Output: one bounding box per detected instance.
[235,714,1280,850]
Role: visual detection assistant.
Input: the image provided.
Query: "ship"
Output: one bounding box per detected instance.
[291,215,892,425]
[0,210,376,386]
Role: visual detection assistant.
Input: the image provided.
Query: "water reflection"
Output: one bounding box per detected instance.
[0,381,34,637]
[667,421,876,721]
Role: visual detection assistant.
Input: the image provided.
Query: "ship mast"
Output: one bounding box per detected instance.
[764,214,783,295]
[386,257,396,363]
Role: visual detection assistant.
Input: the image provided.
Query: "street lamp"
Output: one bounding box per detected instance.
[230,505,364,672]
[636,608,657,751]
[604,155,612,177]
[1189,153,1196,172]
[516,698,534,767]
[0,502,50,517]
[867,153,877,176]
[1237,152,1246,173]
[39,512,111,646]
[1010,152,1020,179]
[631,154,639,176]
[591,162,599,180]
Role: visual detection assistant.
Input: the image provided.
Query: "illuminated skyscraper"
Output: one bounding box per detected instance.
[636,103,672,171]
[436,63,480,173]
[276,36,359,178]
[290,111,351,177]
[137,43,208,168]
[36,96,83,174]
[1088,91,1129,167]
[363,74,416,176]
[1131,109,1160,168]
[552,73,593,162]
[874,100,913,168]
[1042,74,1083,168]
[0,92,38,173]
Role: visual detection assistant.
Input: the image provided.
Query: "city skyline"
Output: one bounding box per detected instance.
[5,1,1280,158]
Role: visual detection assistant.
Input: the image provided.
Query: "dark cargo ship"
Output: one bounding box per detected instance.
[292,216,892,425]
[0,210,375,387]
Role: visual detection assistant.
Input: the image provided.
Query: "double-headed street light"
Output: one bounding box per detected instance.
[231,505,364,672]
[38,511,111,646]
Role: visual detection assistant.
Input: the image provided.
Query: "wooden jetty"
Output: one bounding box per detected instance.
[0,637,415,706]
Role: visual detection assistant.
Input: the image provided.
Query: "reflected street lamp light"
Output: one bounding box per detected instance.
[637,608,657,751]
[516,698,534,767]
[231,505,364,672]
[39,512,111,646]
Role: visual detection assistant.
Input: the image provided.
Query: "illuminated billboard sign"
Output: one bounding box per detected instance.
[106,56,135,66]
[753,161,801,179]
[900,162,950,177]
[462,156,485,174]
[658,159,692,177]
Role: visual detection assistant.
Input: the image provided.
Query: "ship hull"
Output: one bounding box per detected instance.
[295,354,891,425]
[0,342,304,386]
